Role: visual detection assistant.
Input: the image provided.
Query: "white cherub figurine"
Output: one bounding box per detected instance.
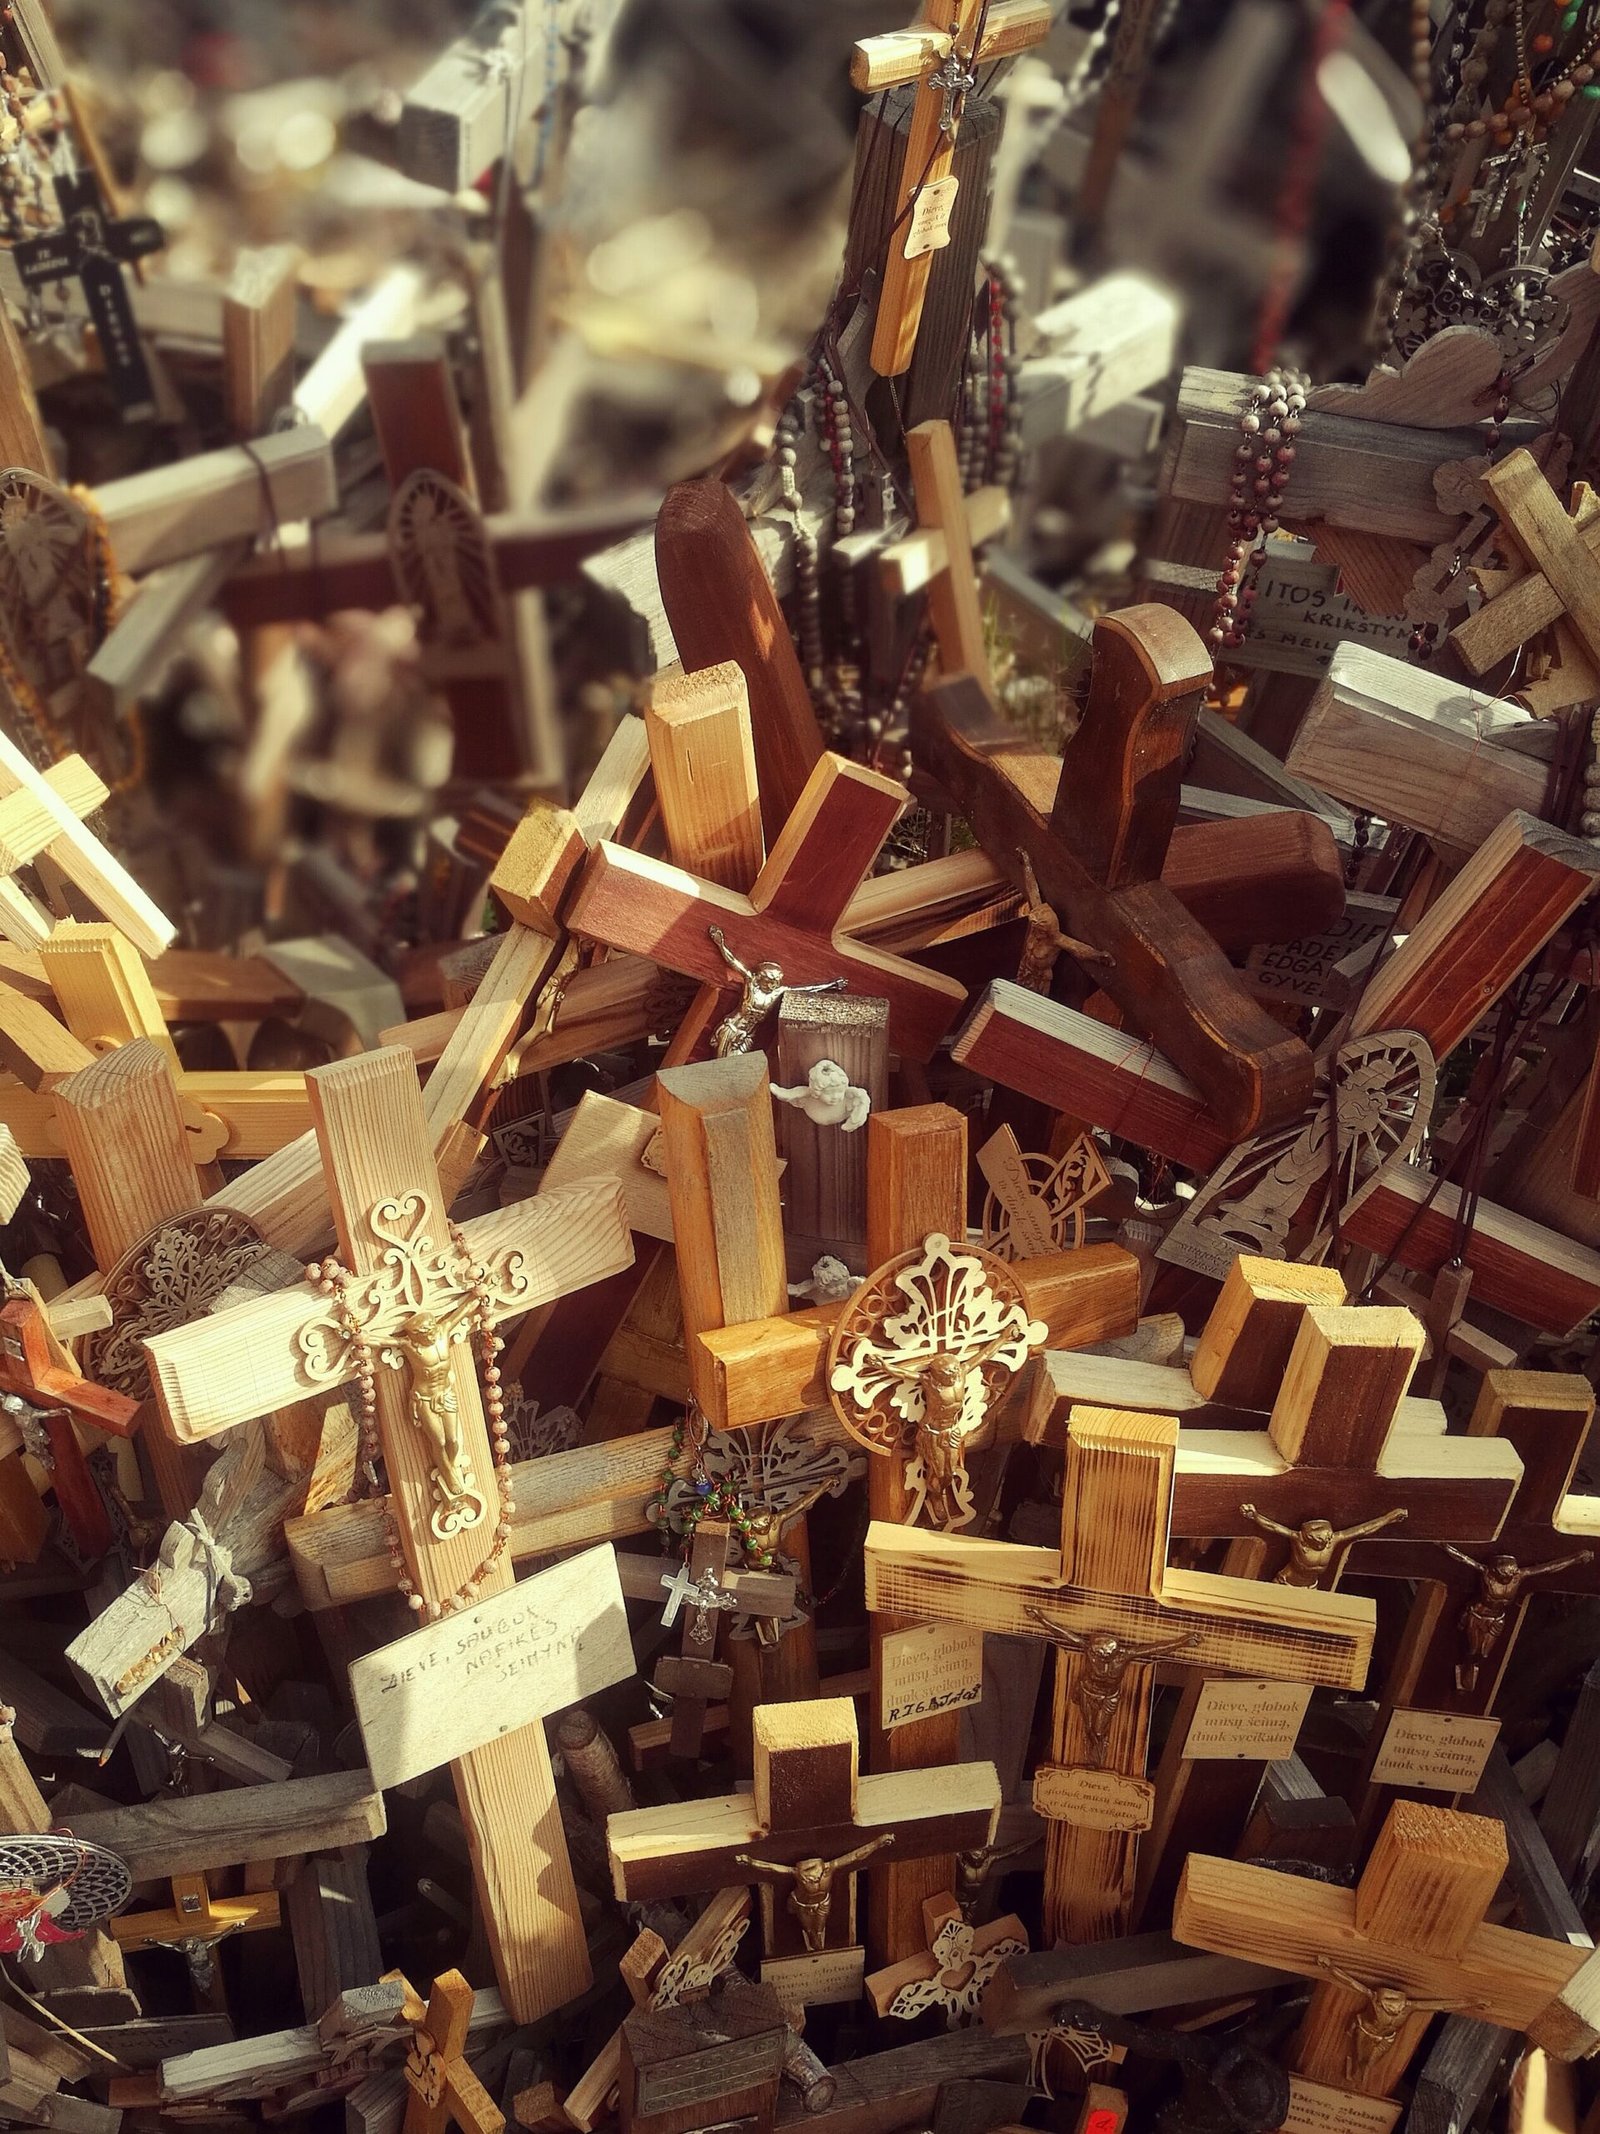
[770,1059,871,1132]
[789,1255,857,1305]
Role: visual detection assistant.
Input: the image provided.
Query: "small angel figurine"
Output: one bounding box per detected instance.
[789,1255,857,1305]
[770,1059,872,1131]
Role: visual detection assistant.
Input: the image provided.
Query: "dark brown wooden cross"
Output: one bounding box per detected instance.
[565,751,968,1061]
[912,605,1316,1138]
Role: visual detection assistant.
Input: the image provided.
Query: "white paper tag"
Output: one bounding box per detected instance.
[904,176,959,260]
[349,1544,632,1787]
[880,1621,984,1730]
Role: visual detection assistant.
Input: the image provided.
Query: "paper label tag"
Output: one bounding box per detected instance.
[1281,2077,1399,2133]
[761,1946,864,2007]
[1368,1708,1500,1793]
[1182,1679,1313,1762]
[349,1544,632,1787]
[1032,1764,1154,1832]
[904,176,959,260]
[880,1621,984,1731]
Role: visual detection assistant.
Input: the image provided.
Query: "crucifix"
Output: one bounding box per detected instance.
[911,606,1315,1140]
[851,0,1051,377]
[12,159,164,420]
[866,1403,1375,1945]
[567,746,968,1063]
[109,1868,281,2000]
[141,1045,636,2022]
[1174,1799,1600,2101]
[1344,1371,1600,1819]
[605,1697,1000,1994]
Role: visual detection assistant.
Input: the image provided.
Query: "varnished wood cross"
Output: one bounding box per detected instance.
[1174,1799,1600,2100]
[865,1405,1375,1944]
[913,606,1316,1138]
[141,1046,636,2023]
[566,747,968,1062]
[852,0,1052,377]
[605,1697,999,1980]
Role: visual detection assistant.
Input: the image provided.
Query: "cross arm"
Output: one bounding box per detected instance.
[1173,1854,1597,2045]
[692,1243,1139,1429]
[566,844,966,1060]
[144,1183,633,1442]
[913,679,1313,1138]
[863,1524,1373,1688]
[0,728,174,959]
[70,1770,386,1882]
[605,1766,1001,1904]
[1168,1427,1523,1541]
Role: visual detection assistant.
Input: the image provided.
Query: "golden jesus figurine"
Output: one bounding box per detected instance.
[707,926,846,1057]
[1026,1610,1199,1765]
[733,1833,895,1951]
[1437,1543,1595,1691]
[390,1308,484,1536]
[1317,1960,1469,2084]
[1240,1503,1408,1588]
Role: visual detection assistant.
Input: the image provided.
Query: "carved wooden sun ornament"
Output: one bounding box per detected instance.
[827,1233,1045,1533]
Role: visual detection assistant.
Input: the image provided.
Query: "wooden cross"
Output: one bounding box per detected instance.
[605,1697,1000,1980]
[0,727,174,959]
[900,420,999,697]
[400,1970,504,2134]
[566,747,967,1062]
[109,1869,280,1979]
[912,606,1314,1139]
[0,1281,137,1560]
[1345,1370,1600,1751]
[1174,1799,1600,2100]
[866,1405,1375,1944]
[141,1046,635,2023]
[951,982,1600,1338]
[14,162,164,419]
[852,0,1051,377]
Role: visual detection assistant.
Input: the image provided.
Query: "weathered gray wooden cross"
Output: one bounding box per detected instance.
[141,1045,636,2023]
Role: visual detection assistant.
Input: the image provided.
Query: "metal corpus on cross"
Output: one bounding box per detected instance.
[852,0,1052,377]
[565,748,969,1063]
[911,605,1316,1140]
[865,1404,1375,1945]
[1175,1799,1600,2102]
[141,1046,636,2022]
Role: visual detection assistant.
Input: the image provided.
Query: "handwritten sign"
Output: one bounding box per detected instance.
[1369,1708,1500,1794]
[761,1946,865,2007]
[905,176,959,260]
[349,1544,632,1787]
[881,1622,984,1731]
[1033,1763,1154,1833]
[1182,1680,1313,1762]
[1281,2077,1400,2133]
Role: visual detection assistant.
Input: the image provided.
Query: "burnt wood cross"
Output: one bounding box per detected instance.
[912,605,1316,1138]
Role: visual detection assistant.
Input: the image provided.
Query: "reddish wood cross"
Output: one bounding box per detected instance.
[912,606,1316,1138]
[0,1288,136,1557]
[566,751,967,1061]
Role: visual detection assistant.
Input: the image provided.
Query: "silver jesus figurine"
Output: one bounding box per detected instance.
[707,925,846,1056]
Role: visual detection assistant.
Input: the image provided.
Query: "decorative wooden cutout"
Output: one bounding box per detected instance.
[0,468,102,699]
[84,1209,275,1402]
[1158,1030,1435,1279]
[827,1232,1046,1530]
[865,1893,1028,2027]
[979,1126,1112,1259]
[390,470,502,653]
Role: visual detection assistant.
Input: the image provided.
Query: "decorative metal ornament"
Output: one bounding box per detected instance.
[299,1195,534,1541]
[499,1389,581,1464]
[1157,1030,1435,1280]
[86,1210,274,1404]
[981,1133,1113,1259]
[0,1833,131,1958]
[827,1234,1046,1532]
[0,468,101,698]
[389,470,501,651]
